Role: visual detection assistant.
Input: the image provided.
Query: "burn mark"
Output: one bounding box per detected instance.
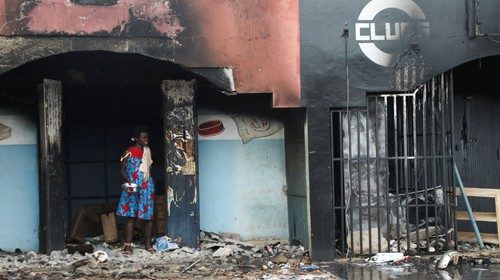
[3,0,184,38]
[163,80,197,176]
[393,43,430,92]
[70,0,118,6]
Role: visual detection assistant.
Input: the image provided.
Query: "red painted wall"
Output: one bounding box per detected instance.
[0,0,300,107]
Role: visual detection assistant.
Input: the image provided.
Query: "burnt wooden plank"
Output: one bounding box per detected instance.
[38,79,66,253]
[162,80,199,248]
[307,107,335,262]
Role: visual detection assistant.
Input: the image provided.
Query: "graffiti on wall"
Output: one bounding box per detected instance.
[0,123,12,141]
[198,114,283,144]
[232,116,283,144]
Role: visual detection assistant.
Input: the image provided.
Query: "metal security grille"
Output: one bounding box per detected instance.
[331,73,457,257]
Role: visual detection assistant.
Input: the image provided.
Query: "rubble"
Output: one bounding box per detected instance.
[212,247,233,257]
[366,252,406,264]
[437,250,461,269]
[0,231,333,279]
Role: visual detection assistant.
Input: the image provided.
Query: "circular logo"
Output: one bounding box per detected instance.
[355,0,430,66]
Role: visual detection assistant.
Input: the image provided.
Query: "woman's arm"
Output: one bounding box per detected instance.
[120,149,131,184]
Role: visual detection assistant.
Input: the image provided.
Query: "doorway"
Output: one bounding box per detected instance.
[63,87,165,230]
[29,51,201,252]
[453,56,500,236]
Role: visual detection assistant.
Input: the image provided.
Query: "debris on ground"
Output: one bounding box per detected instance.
[437,250,461,269]
[0,231,336,279]
[365,252,407,264]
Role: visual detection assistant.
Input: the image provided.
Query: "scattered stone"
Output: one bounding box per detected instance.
[271,253,289,264]
[212,247,232,257]
[224,237,255,248]
[347,229,389,254]
[287,258,300,266]
[14,248,22,254]
[201,242,225,250]
[88,259,99,269]
[67,243,94,255]
[27,251,37,260]
[50,250,62,259]
[92,250,108,262]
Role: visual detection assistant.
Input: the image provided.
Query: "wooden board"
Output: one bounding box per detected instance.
[456,188,500,245]
[458,231,500,245]
[101,213,118,244]
[66,202,118,243]
[455,187,500,198]
[154,195,167,235]
[456,211,497,222]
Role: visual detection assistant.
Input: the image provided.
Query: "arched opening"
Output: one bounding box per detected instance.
[0,51,291,252]
[0,51,203,252]
[452,55,500,244]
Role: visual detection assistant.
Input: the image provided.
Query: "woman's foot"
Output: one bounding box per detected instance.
[145,247,156,254]
[123,243,133,255]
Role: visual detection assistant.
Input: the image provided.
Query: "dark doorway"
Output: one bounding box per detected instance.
[454,55,500,236]
[63,87,165,229]
[330,73,456,257]
[0,51,203,251]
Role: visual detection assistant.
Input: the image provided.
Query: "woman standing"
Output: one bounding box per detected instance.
[117,126,155,254]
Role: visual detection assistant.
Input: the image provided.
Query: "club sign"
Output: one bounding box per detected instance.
[355,0,430,66]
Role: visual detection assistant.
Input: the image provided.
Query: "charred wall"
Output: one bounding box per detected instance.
[0,0,300,108]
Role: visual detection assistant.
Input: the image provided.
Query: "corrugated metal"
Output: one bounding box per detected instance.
[454,58,500,235]
[454,89,500,234]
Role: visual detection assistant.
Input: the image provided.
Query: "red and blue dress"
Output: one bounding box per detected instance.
[116,146,155,220]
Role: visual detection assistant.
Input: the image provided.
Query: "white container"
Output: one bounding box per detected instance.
[121,182,138,193]
[366,252,405,263]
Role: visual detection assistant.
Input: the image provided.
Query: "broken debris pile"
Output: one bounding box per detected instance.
[199,231,311,268]
[0,231,334,279]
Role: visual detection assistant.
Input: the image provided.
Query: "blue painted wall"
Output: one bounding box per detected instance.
[198,111,289,240]
[0,103,39,251]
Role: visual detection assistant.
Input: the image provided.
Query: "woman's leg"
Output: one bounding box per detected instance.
[124,217,135,252]
[144,220,154,250]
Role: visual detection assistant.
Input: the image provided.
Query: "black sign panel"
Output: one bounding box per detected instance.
[300,0,500,107]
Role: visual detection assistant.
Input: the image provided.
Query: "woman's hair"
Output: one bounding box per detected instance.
[132,126,149,138]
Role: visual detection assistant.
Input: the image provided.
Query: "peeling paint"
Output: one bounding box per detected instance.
[190,184,197,205]
[6,0,184,38]
[164,81,194,106]
[0,0,301,108]
[223,68,236,92]
[166,185,174,216]
[163,80,197,176]
[166,127,196,175]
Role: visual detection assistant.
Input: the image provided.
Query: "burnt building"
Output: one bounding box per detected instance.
[0,0,499,262]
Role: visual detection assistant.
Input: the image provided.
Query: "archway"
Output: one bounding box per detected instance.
[452,55,500,243]
[0,51,202,252]
[0,50,292,253]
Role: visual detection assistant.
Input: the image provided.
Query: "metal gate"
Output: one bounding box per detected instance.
[331,73,457,257]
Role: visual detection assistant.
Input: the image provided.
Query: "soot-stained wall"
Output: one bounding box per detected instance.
[301,0,500,107]
[0,0,300,108]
